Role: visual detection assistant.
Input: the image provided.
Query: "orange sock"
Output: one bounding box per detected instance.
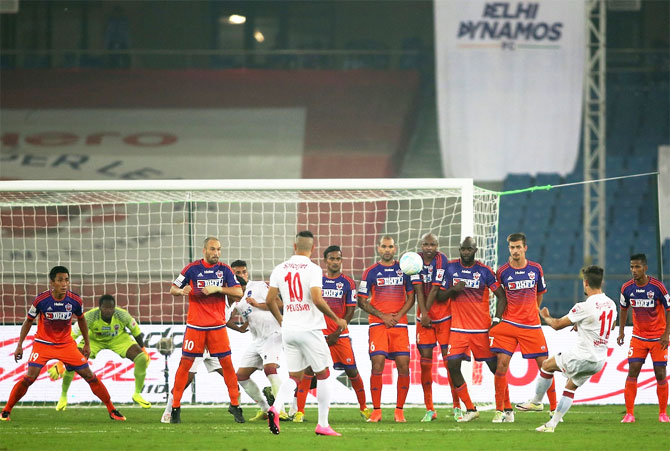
[454,382,475,411]
[547,377,557,411]
[494,372,507,411]
[503,383,512,410]
[85,375,115,412]
[350,374,367,410]
[4,376,33,412]
[296,375,312,413]
[370,372,383,409]
[218,355,240,406]
[447,368,461,409]
[171,357,194,408]
[420,358,434,411]
[624,376,637,415]
[397,372,410,409]
[657,379,668,415]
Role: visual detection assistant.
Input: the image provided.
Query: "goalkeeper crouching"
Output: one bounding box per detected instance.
[49,294,151,410]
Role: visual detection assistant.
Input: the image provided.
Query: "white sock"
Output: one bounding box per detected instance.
[267,373,285,412]
[548,391,574,427]
[316,377,332,428]
[289,395,298,416]
[164,392,174,414]
[268,373,283,396]
[273,377,298,413]
[533,370,554,404]
[239,378,269,411]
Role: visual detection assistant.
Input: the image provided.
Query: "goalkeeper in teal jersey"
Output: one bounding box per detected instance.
[49,294,151,410]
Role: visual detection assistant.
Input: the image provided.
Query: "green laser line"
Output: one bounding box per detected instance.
[498,171,659,196]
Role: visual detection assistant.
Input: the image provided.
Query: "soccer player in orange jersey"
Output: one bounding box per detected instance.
[413,232,461,421]
[617,253,670,423]
[438,237,508,422]
[490,232,557,423]
[1,266,125,422]
[168,237,244,424]
[357,235,415,423]
[292,245,370,422]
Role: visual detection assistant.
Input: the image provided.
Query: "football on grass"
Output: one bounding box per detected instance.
[399,251,423,275]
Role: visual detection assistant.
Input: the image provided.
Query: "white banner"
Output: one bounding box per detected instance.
[659,145,670,243]
[435,0,584,181]
[0,325,661,405]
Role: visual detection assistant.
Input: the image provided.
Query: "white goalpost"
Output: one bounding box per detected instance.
[0,178,499,405]
[0,178,499,327]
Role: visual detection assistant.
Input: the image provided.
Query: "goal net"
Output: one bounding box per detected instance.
[0,179,499,327]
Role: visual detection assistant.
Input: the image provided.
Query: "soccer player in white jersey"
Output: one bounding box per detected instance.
[517,266,617,432]
[228,260,287,421]
[265,230,347,437]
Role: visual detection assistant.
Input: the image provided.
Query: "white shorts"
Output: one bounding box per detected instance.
[282,328,332,373]
[238,332,283,370]
[555,350,605,387]
[192,350,221,373]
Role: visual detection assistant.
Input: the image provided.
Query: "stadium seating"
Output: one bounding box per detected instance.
[497,74,668,311]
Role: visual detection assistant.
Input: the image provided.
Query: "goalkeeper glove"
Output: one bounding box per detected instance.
[47,361,65,380]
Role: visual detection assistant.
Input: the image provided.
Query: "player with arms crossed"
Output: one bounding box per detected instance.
[413,232,461,422]
[50,294,151,411]
[1,266,125,422]
[265,231,347,437]
[228,260,288,422]
[617,253,670,423]
[168,237,244,424]
[491,232,557,423]
[358,235,415,423]
[532,266,617,432]
[438,237,508,422]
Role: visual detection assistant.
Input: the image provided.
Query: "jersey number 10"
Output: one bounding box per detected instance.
[284,272,303,302]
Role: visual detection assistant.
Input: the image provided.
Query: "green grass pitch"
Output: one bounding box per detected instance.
[0,405,667,450]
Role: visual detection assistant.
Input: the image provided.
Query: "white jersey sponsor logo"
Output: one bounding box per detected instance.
[453,277,480,289]
[376,276,404,286]
[507,279,535,290]
[630,298,655,308]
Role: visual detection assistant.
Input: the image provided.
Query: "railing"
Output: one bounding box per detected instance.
[1,48,666,72]
[0,48,429,71]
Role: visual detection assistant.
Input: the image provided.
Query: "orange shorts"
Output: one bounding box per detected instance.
[628,336,669,366]
[447,330,495,362]
[182,325,231,358]
[416,318,451,353]
[29,340,89,371]
[329,336,358,370]
[369,324,410,360]
[489,321,548,359]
